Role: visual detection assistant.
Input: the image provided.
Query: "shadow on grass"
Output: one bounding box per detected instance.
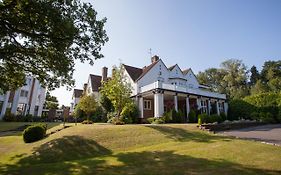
[145,125,231,142]
[0,135,280,175]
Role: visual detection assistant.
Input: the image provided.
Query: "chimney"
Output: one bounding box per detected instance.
[83,83,88,94]
[102,67,108,82]
[151,55,159,63]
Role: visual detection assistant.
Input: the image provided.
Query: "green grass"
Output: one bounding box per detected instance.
[0,123,280,175]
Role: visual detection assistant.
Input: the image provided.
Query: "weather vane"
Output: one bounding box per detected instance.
[148,48,152,57]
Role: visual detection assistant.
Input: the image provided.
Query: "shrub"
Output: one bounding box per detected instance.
[188,110,197,123]
[107,112,118,121]
[147,117,165,124]
[162,111,172,123]
[90,106,106,122]
[209,114,223,123]
[228,100,255,120]
[198,113,208,125]
[110,117,125,125]
[220,112,227,121]
[23,124,47,143]
[120,102,139,124]
[81,120,93,124]
[2,111,16,122]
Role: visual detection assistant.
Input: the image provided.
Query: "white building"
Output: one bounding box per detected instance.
[70,67,108,114]
[123,55,228,121]
[0,76,46,119]
[70,89,83,114]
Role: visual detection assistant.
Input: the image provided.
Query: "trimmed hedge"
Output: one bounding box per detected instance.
[23,124,47,143]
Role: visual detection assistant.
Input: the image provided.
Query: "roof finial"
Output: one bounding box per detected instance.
[148,48,152,58]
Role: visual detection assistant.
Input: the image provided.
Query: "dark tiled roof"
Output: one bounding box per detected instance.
[182,68,191,74]
[73,89,83,98]
[168,64,177,71]
[123,64,143,81]
[90,74,102,92]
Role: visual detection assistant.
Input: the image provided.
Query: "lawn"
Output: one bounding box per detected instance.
[0,123,280,175]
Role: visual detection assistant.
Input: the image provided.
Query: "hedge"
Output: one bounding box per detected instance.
[23,124,47,143]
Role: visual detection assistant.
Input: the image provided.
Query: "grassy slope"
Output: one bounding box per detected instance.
[0,124,280,175]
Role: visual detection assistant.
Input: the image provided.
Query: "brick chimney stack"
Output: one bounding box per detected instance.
[102,67,108,82]
[151,55,159,63]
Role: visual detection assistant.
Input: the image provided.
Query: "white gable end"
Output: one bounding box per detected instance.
[138,60,169,88]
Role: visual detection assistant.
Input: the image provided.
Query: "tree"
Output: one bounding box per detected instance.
[260,61,281,92]
[250,80,268,95]
[77,95,97,122]
[249,65,260,86]
[197,59,249,99]
[197,68,226,93]
[100,65,132,117]
[100,94,114,113]
[220,59,249,99]
[44,91,59,109]
[0,0,108,92]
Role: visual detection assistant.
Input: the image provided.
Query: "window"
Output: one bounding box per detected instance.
[201,100,207,113]
[20,90,28,97]
[219,102,224,112]
[144,100,151,110]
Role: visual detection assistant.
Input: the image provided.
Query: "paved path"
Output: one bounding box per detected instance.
[220,124,281,146]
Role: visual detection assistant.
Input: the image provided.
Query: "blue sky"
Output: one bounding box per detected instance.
[52,0,281,106]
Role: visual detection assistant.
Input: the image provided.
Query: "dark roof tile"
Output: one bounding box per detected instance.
[73,89,83,98]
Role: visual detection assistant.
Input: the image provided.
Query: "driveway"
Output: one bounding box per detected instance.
[220,124,281,146]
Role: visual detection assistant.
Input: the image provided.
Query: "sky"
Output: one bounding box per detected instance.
[51,0,281,106]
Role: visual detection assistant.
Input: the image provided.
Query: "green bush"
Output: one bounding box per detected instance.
[110,117,125,125]
[81,120,93,124]
[120,102,139,124]
[198,113,208,125]
[220,112,227,121]
[2,111,16,122]
[107,112,118,121]
[163,111,172,123]
[91,106,106,122]
[188,110,197,123]
[147,117,165,124]
[209,114,223,123]
[23,124,47,143]
[228,100,255,120]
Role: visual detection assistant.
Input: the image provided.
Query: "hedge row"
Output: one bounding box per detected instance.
[228,92,281,123]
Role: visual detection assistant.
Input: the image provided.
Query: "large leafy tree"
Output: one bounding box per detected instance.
[197,68,226,93]
[260,60,281,92]
[198,59,249,99]
[77,94,97,121]
[100,65,132,117]
[249,65,260,86]
[0,0,108,92]
[44,91,59,109]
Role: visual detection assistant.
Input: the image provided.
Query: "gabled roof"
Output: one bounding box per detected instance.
[168,64,177,71]
[123,64,143,81]
[123,59,160,82]
[73,89,83,98]
[182,68,191,74]
[89,74,102,92]
[136,59,160,81]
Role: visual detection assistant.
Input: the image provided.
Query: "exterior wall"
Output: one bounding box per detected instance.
[123,69,138,94]
[0,77,46,119]
[137,60,169,92]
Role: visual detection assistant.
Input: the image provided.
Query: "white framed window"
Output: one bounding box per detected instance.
[201,100,207,113]
[144,100,151,110]
[219,102,224,112]
[20,90,28,97]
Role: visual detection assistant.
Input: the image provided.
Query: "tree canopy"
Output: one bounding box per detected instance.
[44,91,59,109]
[77,94,97,121]
[0,0,108,92]
[100,65,132,117]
